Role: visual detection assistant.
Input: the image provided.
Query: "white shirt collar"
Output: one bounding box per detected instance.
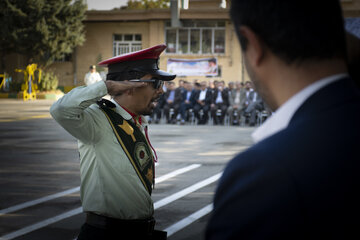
[251,73,348,143]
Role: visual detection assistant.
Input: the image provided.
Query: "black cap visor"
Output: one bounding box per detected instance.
[144,69,176,81]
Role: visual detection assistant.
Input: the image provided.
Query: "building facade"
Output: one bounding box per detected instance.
[4,0,360,91]
[51,0,245,89]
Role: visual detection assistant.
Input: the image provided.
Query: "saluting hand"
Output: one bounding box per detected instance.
[105,80,145,96]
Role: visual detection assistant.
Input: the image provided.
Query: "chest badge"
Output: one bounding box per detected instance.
[134,142,151,170]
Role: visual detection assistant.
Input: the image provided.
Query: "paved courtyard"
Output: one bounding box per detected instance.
[0,99,256,240]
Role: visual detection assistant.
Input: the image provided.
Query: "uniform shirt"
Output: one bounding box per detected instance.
[252,73,348,143]
[84,71,103,86]
[50,81,154,220]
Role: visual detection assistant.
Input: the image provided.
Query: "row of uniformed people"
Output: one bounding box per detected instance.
[149,80,269,126]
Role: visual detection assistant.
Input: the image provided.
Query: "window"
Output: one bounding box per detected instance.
[178,29,189,53]
[166,30,176,53]
[165,21,225,55]
[113,34,142,56]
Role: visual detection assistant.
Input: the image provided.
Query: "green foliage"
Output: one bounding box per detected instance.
[8,77,22,92]
[96,54,105,72]
[0,0,87,69]
[39,71,58,91]
[122,0,170,10]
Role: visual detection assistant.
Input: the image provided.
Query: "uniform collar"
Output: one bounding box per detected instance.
[121,105,142,125]
[110,99,148,126]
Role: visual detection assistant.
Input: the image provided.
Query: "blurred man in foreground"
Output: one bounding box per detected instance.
[206,1,360,239]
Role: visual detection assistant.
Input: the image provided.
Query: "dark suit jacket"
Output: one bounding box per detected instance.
[206,77,360,240]
[163,89,182,105]
[229,88,247,108]
[181,89,197,106]
[211,89,230,106]
[194,88,213,106]
[248,90,262,104]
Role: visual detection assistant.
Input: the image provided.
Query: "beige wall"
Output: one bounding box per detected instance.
[2,0,359,89]
[74,20,168,86]
[47,61,74,86]
[77,21,147,86]
[29,0,360,88]
[76,19,248,86]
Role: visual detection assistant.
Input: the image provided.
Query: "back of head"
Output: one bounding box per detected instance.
[230,0,346,64]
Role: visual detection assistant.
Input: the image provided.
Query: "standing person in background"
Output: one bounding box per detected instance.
[206,0,360,239]
[84,65,103,86]
[51,44,175,240]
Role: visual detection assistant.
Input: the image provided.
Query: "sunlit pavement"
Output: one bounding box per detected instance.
[0,99,255,240]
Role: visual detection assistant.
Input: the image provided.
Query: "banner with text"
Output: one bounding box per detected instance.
[167,58,218,76]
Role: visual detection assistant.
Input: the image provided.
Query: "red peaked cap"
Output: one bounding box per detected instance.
[98,44,176,81]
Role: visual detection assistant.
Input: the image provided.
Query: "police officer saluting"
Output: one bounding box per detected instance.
[50,44,175,240]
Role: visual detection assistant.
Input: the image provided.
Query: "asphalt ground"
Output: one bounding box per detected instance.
[0,99,255,240]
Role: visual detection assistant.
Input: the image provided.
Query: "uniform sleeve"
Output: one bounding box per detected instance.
[50,81,108,144]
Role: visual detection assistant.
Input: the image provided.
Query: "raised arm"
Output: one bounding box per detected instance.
[50,80,145,144]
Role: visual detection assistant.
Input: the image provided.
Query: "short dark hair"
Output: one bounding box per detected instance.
[230,0,346,64]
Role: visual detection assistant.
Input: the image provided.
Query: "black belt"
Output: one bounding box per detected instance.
[85,212,155,235]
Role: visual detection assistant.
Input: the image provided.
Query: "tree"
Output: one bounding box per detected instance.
[0,0,87,70]
[121,0,170,10]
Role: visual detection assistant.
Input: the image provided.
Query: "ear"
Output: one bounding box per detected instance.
[239,26,265,66]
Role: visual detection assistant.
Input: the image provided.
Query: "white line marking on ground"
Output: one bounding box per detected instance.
[154,172,221,209]
[0,187,80,216]
[0,164,201,216]
[165,204,213,237]
[155,164,201,184]
[0,207,83,240]
[0,165,210,240]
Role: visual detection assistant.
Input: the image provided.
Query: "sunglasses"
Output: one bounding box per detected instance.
[129,79,164,89]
